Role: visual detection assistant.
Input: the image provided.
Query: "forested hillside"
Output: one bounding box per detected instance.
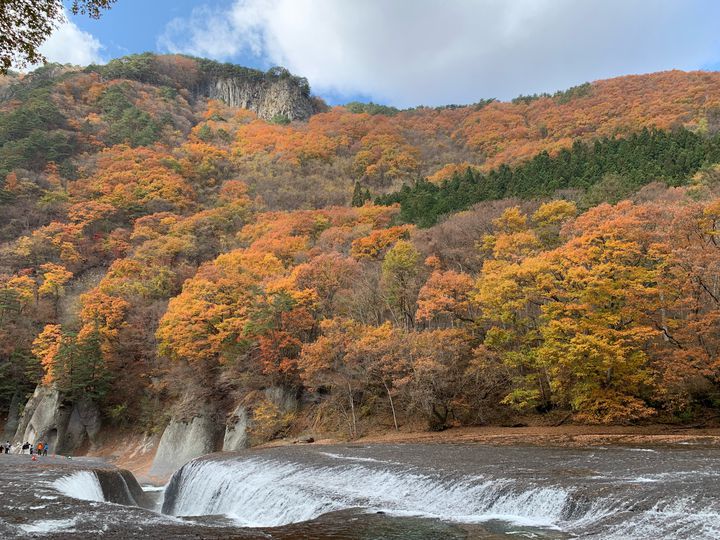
[2,55,720,443]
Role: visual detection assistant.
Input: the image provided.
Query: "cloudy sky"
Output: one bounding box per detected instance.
[46,0,720,107]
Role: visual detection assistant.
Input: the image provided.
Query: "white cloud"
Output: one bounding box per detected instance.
[39,15,104,66]
[158,0,720,107]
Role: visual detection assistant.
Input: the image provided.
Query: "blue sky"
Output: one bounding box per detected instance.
[46,0,720,107]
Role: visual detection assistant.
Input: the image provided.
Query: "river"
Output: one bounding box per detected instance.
[2,442,718,538]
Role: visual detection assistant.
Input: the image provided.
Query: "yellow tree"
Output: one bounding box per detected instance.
[38,263,73,317]
[537,231,664,423]
[32,324,63,385]
[381,240,422,329]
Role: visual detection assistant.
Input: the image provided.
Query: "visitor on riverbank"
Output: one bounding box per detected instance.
[22,442,29,454]
[42,442,48,456]
[4,441,9,454]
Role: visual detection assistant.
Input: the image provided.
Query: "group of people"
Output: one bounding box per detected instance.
[0,440,50,455]
[22,441,49,455]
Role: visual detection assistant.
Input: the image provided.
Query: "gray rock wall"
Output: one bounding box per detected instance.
[149,415,221,478]
[264,386,299,414]
[2,392,22,440]
[222,405,249,452]
[200,76,315,121]
[12,386,101,454]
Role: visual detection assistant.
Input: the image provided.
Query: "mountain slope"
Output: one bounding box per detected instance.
[2,58,720,454]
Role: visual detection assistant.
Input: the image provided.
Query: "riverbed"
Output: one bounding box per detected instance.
[1,442,718,538]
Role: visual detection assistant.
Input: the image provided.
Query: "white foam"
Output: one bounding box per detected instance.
[601,497,720,539]
[52,471,105,502]
[318,451,402,465]
[165,458,571,528]
[19,518,77,534]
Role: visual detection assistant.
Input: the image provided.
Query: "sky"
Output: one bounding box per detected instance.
[38,0,720,107]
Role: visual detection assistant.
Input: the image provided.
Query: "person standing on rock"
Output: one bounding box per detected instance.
[4,441,9,454]
[42,442,48,456]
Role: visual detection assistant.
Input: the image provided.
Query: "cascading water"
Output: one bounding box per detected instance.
[52,471,105,502]
[159,444,720,538]
[162,458,572,528]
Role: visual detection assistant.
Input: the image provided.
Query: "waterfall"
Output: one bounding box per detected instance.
[160,450,720,538]
[162,457,573,528]
[52,471,105,502]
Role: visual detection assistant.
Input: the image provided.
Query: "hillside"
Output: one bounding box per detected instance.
[2,55,720,458]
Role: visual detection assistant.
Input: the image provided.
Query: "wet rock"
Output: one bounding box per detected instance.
[95,469,137,506]
[293,435,314,444]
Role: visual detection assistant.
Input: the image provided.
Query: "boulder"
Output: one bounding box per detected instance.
[149,415,221,478]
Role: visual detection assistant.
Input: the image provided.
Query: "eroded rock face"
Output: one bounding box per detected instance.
[12,386,101,454]
[66,398,102,450]
[222,405,249,452]
[14,386,67,452]
[265,386,299,414]
[2,392,22,439]
[199,76,315,121]
[149,415,222,478]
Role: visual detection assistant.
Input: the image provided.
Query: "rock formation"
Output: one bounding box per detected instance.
[222,405,250,452]
[12,386,101,454]
[93,54,320,122]
[198,74,316,121]
[149,415,222,478]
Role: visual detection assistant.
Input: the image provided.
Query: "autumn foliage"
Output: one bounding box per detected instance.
[3,56,720,439]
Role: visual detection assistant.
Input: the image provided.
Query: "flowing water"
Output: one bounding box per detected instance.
[159,443,720,538]
[13,443,720,538]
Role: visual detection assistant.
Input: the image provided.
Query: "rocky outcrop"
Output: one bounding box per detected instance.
[13,386,66,451]
[93,54,321,121]
[12,386,101,454]
[222,405,249,452]
[2,392,22,439]
[149,415,222,478]
[65,398,102,449]
[92,468,156,509]
[264,386,299,414]
[199,75,316,121]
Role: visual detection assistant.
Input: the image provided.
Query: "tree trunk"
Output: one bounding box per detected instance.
[383,380,399,431]
[347,381,357,438]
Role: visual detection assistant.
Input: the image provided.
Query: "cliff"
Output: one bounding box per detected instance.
[89,54,320,121]
[197,73,316,121]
